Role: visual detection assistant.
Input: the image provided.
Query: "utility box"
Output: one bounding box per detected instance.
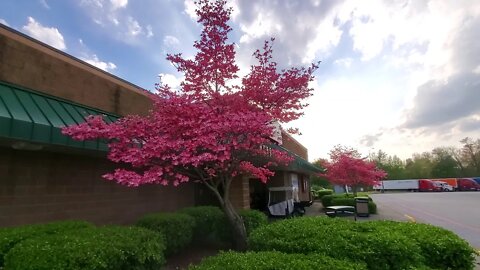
[355,197,370,217]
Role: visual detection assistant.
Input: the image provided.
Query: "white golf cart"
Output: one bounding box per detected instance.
[267,186,309,217]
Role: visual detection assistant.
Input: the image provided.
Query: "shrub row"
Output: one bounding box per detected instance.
[4,226,166,270]
[189,251,367,270]
[248,217,476,270]
[312,189,333,200]
[0,220,93,267]
[136,207,268,255]
[136,213,196,256]
[321,194,376,214]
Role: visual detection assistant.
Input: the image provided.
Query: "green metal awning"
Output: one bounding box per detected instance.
[268,143,324,174]
[0,81,119,151]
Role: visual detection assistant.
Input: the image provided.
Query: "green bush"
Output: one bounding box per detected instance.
[179,206,227,242]
[314,189,333,199]
[136,212,195,256]
[358,221,476,270]
[320,194,335,207]
[249,217,424,270]
[239,209,268,235]
[0,220,93,267]
[248,217,476,270]
[189,251,366,270]
[4,226,165,270]
[330,197,377,214]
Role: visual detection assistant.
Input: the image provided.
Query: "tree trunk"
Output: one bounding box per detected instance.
[222,197,248,251]
[352,185,358,197]
[201,176,248,251]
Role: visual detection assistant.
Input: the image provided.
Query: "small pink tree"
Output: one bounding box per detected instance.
[63,0,317,250]
[323,145,387,196]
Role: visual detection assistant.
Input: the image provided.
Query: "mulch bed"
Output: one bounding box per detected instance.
[163,242,229,270]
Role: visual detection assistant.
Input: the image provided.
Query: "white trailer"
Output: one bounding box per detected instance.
[374,180,419,191]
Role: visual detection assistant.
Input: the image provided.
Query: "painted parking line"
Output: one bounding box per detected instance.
[404,214,416,223]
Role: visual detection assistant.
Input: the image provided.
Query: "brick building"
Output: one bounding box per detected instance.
[0,25,320,227]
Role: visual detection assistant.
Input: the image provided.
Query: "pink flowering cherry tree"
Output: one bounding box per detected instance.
[323,145,387,196]
[63,0,317,250]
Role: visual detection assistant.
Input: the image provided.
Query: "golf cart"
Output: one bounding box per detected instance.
[267,186,310,217]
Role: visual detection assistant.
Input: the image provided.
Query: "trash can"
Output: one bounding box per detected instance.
[355,197,370,217]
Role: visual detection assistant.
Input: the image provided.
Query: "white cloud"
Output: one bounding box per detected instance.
[39,0,50,9]
[158,73,183,89]
[79,0,150,44]
[126,16,142,37]
[334,58,353,68]
[22,17,66,50]
[110,0,127,10]
[81,54,117,72]
[183,0,197,20]
[0,18,9,26]
[163,35,180,47]
[146,25,154,38]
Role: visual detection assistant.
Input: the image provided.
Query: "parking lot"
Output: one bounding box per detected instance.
[370,192,480,249]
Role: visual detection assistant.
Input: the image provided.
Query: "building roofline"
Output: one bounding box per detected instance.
[281,130,308,151]
[0,24,151,98]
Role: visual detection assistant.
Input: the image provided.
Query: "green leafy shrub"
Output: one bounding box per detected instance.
[314,189,333,199]
[4,226,166,270]
[179,206,227,242]
[320,194,336,207]
[239,209,268,235]
[136,212,195,256]
[358,221,476,270]
[0,220,93,267]
[330,197,377,214]
[248,217,476,270]
[189,251,367,270]
[248,217,424,270]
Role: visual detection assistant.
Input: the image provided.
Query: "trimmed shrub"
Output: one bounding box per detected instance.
[0,220,93,267]
[4,226,166,270]
[179,206,227,242]
[248,217,476,270]
[358,221,476,270]
[189,251,367,270]
[136,212,195,256]
[313,189,333,200]
[248,217,424,270]
[239,209,268,235]
[320,194,336,207]
[330,197,377,214]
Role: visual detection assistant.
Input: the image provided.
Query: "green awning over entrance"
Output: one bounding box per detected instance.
[0,81,118,151]
[269,144,324,174]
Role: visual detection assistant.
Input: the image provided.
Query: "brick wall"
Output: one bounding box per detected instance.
[0,147,195,227]
[281,131,308,160]
[0,27,151,116]
[229,176,250,210]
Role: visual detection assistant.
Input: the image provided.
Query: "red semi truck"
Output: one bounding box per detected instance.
[374,179,441,192]
[456,178,480,191]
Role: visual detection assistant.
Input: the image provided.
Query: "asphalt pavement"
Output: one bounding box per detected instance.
[370,192,480,249]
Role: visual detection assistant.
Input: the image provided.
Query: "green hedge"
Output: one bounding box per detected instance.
[330,198,377,214]
[358,221,476,270]
[189,251,366,270]
[248,217,476,270]
[179,206,227,242]
[239,209,268,236]
[179,207,268,245]
[0,220,93,267]
[136,212,195,256]
[4,226,166,270]
[313,189,333,200]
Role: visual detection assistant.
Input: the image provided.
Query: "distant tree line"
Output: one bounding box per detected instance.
[369,137,480,180]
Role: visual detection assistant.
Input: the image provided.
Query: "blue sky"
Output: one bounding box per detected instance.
[1,0,479,161]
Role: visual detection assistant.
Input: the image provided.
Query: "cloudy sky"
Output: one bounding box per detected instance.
[1,0,479,161]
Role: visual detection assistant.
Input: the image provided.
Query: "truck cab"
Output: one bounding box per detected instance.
[434,181,454,192]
